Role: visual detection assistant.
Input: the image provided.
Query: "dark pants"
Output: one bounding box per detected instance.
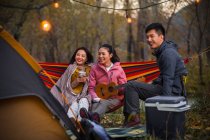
[123,81,163,114]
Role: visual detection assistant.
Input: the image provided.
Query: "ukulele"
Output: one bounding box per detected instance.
[95,82,121,99]
[95,77,146,99]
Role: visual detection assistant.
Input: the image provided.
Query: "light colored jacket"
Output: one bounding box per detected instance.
[50,63,91,109]
[88,62,127,99]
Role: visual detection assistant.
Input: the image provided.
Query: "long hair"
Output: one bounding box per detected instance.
[99,44,120,63]
[69,47,93,64]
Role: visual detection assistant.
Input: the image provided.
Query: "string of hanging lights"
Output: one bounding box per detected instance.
[0,0,201,31]
[0,0,61,32]
[0,0,61,10]
[71,0,171,11]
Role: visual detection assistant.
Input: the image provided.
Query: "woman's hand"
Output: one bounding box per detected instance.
[77,76,88,83]
[71,76,88,88]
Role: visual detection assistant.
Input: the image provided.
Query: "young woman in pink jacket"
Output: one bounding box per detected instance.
[80,44,127,123]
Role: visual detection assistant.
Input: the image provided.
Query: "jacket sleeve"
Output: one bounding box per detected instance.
[117,68,127,94]
[88,68,98,99]
[160,50,177,95]
[118,68,127,85]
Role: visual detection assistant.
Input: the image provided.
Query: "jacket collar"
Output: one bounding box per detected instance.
[97,62,120,71]
[152,41,166,57]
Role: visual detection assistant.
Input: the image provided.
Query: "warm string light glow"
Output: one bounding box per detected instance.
[127,17,132,23]
[195,0,200,4]
[53,2,59,8]
[41,20,52,32]
[40,2,58,32]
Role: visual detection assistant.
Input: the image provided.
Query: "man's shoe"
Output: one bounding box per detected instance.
[79,108,90,119]
[123,114,140,127]
[91,112,100,124]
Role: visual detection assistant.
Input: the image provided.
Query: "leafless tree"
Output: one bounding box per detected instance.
[111,0,116,48]
[165,0,181,34]
[194,0,210,84]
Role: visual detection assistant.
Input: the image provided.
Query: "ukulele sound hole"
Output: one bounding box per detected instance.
[100,88,104,96]
[108,86,114,92]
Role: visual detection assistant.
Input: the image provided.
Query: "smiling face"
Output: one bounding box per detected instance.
[146,29,164,49]
[98,47,112,66]
[75,49,87,66]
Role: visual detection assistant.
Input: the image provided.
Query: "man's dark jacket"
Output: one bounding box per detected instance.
[153,41,188,96]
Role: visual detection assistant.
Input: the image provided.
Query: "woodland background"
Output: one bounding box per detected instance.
[0,0,210,139]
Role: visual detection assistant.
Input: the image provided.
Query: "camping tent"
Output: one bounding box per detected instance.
[0,27,81,140]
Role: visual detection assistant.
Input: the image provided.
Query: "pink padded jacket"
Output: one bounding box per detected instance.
[88,62,127,99]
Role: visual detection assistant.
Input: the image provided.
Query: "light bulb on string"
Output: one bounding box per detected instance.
[125,10,132,24]
[40,20,52,32]
[127,17,132,24]
[53,2,59,8]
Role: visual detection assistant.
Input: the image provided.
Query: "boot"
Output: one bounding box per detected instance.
[123,113,140,127]
[79,108,91,120]
[91,112,100,124]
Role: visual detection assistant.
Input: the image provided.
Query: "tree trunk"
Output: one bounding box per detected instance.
[187,17,196,56]
[13,0,34,40]
[206,40,210,65]
[136,0,143,61]
[93,0,102,57]
[165,0,180,35]
[198,55,204,85]
[195,1,206,85]
[127,23,132,61]
[125,0,135,62]
[111,0,116,48]
[44,31,57,62]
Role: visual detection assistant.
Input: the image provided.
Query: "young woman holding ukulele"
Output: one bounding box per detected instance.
[50,47,93,127]
[81,44,127,123]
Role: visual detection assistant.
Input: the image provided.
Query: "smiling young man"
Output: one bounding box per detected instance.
[123,23,188,127]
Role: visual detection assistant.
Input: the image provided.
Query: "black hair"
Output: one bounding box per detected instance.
[99,44,120,63]
[145,23,165,37]
[69,47,93,64]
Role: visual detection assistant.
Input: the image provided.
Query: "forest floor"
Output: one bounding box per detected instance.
[100,95,210,140]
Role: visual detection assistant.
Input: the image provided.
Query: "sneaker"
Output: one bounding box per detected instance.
[123,114,140,127]
[91,112,100,124]
[79,108,90,119]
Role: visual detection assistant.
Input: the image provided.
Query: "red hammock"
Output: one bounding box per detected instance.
[39,61,161,89]
[39,59,190,89]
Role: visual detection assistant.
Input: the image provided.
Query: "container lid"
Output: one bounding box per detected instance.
[145,96,187,108]
[156,105,191,112]
[145,96,185,104]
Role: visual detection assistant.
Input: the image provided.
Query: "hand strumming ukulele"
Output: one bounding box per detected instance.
[95,77,146,99]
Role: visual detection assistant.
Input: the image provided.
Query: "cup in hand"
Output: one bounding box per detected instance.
[78,71,86,77]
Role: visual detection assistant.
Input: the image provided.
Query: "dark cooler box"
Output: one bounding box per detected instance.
[145,96,190,140]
